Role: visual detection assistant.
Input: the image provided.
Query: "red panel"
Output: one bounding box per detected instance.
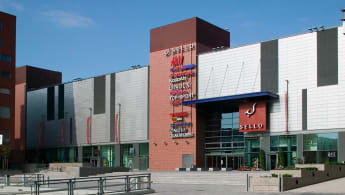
[239,100,266,132]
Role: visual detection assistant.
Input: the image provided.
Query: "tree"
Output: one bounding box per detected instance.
[1,145,11,169]
[278,148,285,167]
[259,149,266,170]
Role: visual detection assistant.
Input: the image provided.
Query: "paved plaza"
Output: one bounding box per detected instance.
[0,171,345,194]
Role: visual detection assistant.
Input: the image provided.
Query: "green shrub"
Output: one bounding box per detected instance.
[271,173,278,177]
[325,162,345,165]
[283,166,296,170]
[282,174,292,177]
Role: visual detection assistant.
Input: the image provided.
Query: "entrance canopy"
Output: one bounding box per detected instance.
[183,91,279,105]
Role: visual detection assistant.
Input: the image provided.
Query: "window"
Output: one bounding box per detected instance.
[0,88,10,95]
[0,129,10,145]
[0,20,2,31]
[0,54,11,62]
[0,106,10,119]
[303,133,338,163]
[0,71,10,79]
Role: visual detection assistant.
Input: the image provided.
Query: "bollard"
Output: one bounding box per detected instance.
[67,179,74,195]
[34,181,40,195]
[5,175,9,186]
[23,175,26,186]
[246,173,249,192]
[279,174,282,192]
[125,175,130,192]
[46,176,49,188]
[98,177,104,195]
[148,174,151,190]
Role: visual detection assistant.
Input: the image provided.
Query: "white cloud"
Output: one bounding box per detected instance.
[43,10,94,28]
[0,0,24,11]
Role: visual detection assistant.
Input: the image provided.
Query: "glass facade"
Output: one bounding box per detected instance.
[303,133,338,163]
[139,143,149,170]
[244,137,260,166]
[205,112,244,154]
[100,145,114,167]
[270,135,297,166]
[120,144,133,168]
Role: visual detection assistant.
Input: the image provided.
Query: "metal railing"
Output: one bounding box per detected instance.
[31,173,153,195]
[1,174,45,187]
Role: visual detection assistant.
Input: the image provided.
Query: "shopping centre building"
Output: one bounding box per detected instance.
[23,12,345,170]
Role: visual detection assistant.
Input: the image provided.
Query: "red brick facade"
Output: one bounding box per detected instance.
[149,17,230,170]
[0,12,16,163]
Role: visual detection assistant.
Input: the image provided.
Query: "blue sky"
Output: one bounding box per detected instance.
[0,0,344,82]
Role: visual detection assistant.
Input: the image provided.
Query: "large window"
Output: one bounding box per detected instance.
[245,137,260,166]
[0,106,10,119]
[0,88,10,95]
[271,135,297,166]
[100,145,114,167]
[303,133,338,163]
[0,54,11,62]
[0,71,10,79]
[205,112,244,154]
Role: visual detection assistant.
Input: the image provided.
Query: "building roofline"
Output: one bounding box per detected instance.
[27,65,149,92]
[199,25,341,56]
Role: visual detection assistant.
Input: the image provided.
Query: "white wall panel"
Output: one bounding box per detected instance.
[198,44,261,99]
[269,32,317,133]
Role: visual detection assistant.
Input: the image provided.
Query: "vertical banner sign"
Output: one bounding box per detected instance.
[39,123,43,147]
[61,120,65,146]
[166,44,196,139]
[86,117,90,144]
[114,113,119,143]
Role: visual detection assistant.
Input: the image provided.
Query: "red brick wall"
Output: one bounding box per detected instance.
[0,12,16,162]
[149,43,197,170]
[149,18,230,170]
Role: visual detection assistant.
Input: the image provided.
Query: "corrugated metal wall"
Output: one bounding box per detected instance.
[26,67,149,149]
[198,27,345,133]
[115,67,148,143]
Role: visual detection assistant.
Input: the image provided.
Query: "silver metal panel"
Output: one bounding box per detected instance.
[73,78,94,145]
[26,88,47,149]
[115,67,148,143]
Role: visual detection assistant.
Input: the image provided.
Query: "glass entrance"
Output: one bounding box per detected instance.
[206,155,244,170]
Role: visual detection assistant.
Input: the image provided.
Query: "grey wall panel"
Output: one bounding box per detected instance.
[64,83,76,146]
[73,78,94,145]
[302,89,307,130]
[94,76,106,114]
[116,67,148,143]
[338,132,345,162]
[261,39,278,93]
[92,75,109,144]
[44,120,62,148]
[317,28,338,86]
[26,89,47,149]
[110,73,115,142]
